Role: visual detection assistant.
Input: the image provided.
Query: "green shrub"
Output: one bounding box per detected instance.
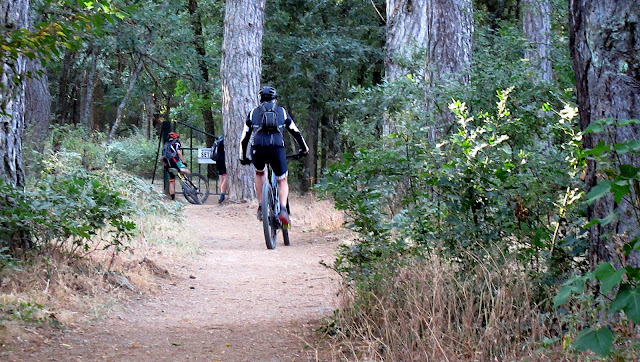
[107,128,159,177]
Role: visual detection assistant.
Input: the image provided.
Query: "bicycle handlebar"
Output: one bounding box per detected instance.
[286,153,306,161]
[240,152,307,165]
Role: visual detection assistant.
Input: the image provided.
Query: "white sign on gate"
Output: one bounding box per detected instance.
[197,148,216,164]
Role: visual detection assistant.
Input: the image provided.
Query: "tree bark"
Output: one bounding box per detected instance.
[424,0,473,140]
[0,0,29,188]
[221,0,265,201]
[385,0,429,82]
[569,0,640,267]
[522,0,552,82]
[385,0,473,138]
[108,58,144,144]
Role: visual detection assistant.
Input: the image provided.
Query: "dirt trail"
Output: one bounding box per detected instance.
[5,196,345,361]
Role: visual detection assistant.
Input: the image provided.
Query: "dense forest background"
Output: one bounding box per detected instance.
[1,0,639,358]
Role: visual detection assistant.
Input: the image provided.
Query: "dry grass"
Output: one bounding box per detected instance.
[0,207,199,345]
[325,255,558,361]
[290,193,345,232]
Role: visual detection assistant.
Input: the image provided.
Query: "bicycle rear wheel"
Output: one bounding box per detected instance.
[188,173,209,204]
[262,182,277,250]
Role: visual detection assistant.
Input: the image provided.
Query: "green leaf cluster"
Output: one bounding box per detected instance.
[553,117,640,357]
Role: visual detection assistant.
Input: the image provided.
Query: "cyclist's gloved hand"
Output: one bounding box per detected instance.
[299,149,309,157]
[240,158,252,165]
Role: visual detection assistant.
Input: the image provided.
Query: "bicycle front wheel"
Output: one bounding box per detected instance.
[180,178,200,204]
[188,173,209,204]
[262,182,277,250]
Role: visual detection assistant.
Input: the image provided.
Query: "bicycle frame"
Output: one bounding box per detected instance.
[266,165,282,219]
[168,168,209,205]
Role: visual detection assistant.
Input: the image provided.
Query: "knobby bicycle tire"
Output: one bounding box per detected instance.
[179,177,200,204]
[188,173,209,204]
[262,182,277,250]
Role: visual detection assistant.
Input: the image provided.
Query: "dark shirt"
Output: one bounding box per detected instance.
[239,101,309,159]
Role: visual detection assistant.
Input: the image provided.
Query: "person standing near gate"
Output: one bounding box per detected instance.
[161,132,190,200]
[214,135,228,204]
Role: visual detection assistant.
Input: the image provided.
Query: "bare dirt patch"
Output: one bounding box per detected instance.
[0,194,348,361]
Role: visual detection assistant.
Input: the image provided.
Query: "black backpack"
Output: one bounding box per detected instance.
[259,103,280,133]
[211,136,224,160]
[162,140,178,160]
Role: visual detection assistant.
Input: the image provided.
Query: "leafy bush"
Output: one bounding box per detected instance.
[1,144,186,265]
[553,118,640,358]
[48,124,108,171]
[320,87,584,285]
[107,128,160,177]
[0,158,136,257]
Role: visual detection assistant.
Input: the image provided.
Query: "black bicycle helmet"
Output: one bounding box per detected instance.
[259,86,277,102]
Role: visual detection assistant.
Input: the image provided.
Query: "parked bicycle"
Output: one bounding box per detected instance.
[168,168,209,205]
[260,153,304,250]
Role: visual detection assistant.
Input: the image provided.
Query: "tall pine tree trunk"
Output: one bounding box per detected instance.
[54,50,78,126]
[570,0,640,267]
[0,0,29,188]
[424,0,473,140]
[385,0,473,138]
[523,0,552,82]
[385,0,428,82]
[221,0,265,201]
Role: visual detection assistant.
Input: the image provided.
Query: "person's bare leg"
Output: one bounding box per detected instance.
[219,174,228,194]
[255,171,266,202]
[169,179,175,199]
[277,176,289,208]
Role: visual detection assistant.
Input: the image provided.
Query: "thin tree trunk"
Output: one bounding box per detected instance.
[0,0,29,188]
[522,0,552,82]
[187,0,215,142]
[302,91,321,193]
[221,0,265,201]
[54,50,78,126]
[570,0,640,267]
[108,58,144,144]
[81,45,99,129]
[23,58,51,163]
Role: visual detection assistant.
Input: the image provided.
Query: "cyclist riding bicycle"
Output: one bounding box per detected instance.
[162,131,191,200]
[239,86,309,227]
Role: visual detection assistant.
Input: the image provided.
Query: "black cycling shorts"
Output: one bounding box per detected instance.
[216,158,227,175]
[250,146,288,179]
[164,158,186,180]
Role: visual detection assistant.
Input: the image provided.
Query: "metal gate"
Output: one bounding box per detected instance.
[151,120,219,196]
